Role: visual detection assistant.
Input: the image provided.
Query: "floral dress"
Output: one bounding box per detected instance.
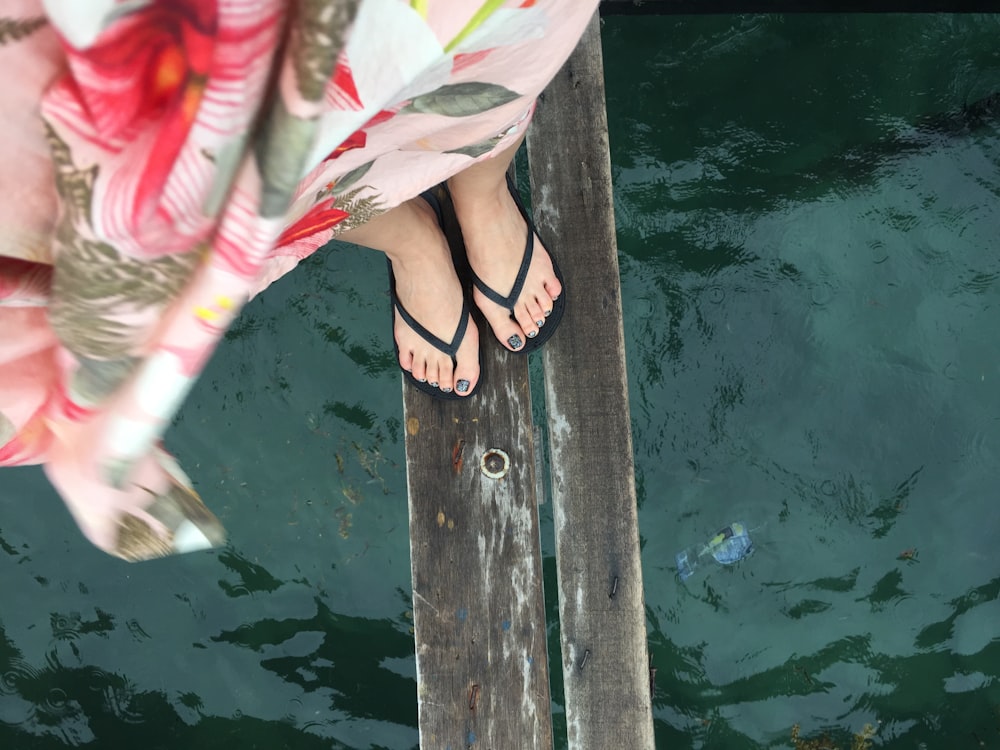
[0,0,598,560]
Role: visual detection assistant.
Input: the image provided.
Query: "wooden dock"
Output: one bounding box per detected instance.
[403,13,654,749]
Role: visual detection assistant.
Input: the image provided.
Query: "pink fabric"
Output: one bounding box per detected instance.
[0,0,597,560]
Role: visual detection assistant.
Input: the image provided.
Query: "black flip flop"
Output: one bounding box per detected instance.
[469,172,566,355]
[389,190,481,400]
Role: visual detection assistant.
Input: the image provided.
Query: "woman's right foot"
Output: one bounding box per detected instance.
[448,175,562,353]
[386,198,481,396]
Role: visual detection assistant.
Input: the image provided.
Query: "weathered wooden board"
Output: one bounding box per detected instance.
[526,13,656,750]
[403,188,553,750]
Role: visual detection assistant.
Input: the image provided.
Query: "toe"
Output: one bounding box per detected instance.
[475,289,527,351]
[398,348,414,374]
[453,322,480,395]
[411,357,428,383]
[524,295,548,330]
[436,356,455,393]
[514,303,540,341]
[424,361,440,390]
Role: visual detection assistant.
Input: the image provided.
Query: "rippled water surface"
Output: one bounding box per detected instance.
[4,13,1000,750]
[605,13,1000,749]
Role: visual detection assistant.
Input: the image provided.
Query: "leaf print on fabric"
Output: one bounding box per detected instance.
[70,356,141,406]
[256,98,322,217]
[330,160,374,196]
[291,0,359,102]
[446,134,505,159]
[43,121,97,228]
[111,454,224,561]
[403,82,521,117]
[0,16,46,45]
[46,117,202,318]
[50,232,202,362]
[445,0,507,53]
[329,187,386,234]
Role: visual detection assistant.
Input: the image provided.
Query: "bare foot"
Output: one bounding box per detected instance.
[344,197,480,395]
[389,199,480,394]
[448,176,561,352]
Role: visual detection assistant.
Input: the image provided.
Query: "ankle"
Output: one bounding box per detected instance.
[447,177,508,221]
[383,201,449,270]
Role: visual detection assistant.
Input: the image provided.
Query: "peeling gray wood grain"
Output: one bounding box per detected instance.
[404,191,553,750]
[527,13,656,750]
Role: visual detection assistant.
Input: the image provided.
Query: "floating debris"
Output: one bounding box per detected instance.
[675,522,754,582]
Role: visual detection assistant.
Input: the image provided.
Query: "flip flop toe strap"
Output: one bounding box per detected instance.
[394,295,470,359]
[472,230,533,314]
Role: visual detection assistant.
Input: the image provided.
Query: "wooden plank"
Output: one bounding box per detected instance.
[403,188,553,750]
[526,13,656,750]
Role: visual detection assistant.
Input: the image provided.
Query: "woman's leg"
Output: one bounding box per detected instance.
[339,198,480,396]
[338,133,561,394]
[447,134,562,352]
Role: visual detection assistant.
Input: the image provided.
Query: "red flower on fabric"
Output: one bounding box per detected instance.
[277,199,349,248]
[453,49,494,74]
[60,1,217,141]
[361,107,400,131]
[51,1,222,236]
[324,129,367,162]
[327,52,364,110]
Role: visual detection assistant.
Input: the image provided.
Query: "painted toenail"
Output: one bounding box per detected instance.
[527,330,538,338]
[441,387,453,393]
[429,381,439,388]
[456,379,470,393]
[508,335,523,350]
[544,309,552,317]
[535,319,545,327]
[418,377,427,383]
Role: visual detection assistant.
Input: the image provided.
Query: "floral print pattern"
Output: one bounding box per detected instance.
[0,0,597,560]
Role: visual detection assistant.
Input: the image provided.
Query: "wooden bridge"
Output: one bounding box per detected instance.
[402,12,655,750]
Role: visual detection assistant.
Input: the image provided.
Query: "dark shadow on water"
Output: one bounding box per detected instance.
[209,598,416,726]
[1,600,418,749]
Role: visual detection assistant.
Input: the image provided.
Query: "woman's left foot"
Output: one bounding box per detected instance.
[448,174,563,353]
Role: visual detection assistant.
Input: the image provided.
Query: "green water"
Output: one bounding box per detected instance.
[3,13,1000,750]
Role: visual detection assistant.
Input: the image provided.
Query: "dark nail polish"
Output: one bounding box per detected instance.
[429,381,438,388]
[456,379,470,393]
[418,377,427,383]
[508,335,523,350]
[527,330,538,338]
[535,319,545,327]
[441,387,453,393]
[544,309,552,317]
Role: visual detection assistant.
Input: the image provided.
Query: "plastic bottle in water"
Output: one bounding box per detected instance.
[675,521,754,581]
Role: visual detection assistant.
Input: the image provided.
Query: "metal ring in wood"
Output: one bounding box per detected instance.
[480,448,510,479]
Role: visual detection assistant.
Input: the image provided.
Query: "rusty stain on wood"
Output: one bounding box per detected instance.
[451,438,465,474]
